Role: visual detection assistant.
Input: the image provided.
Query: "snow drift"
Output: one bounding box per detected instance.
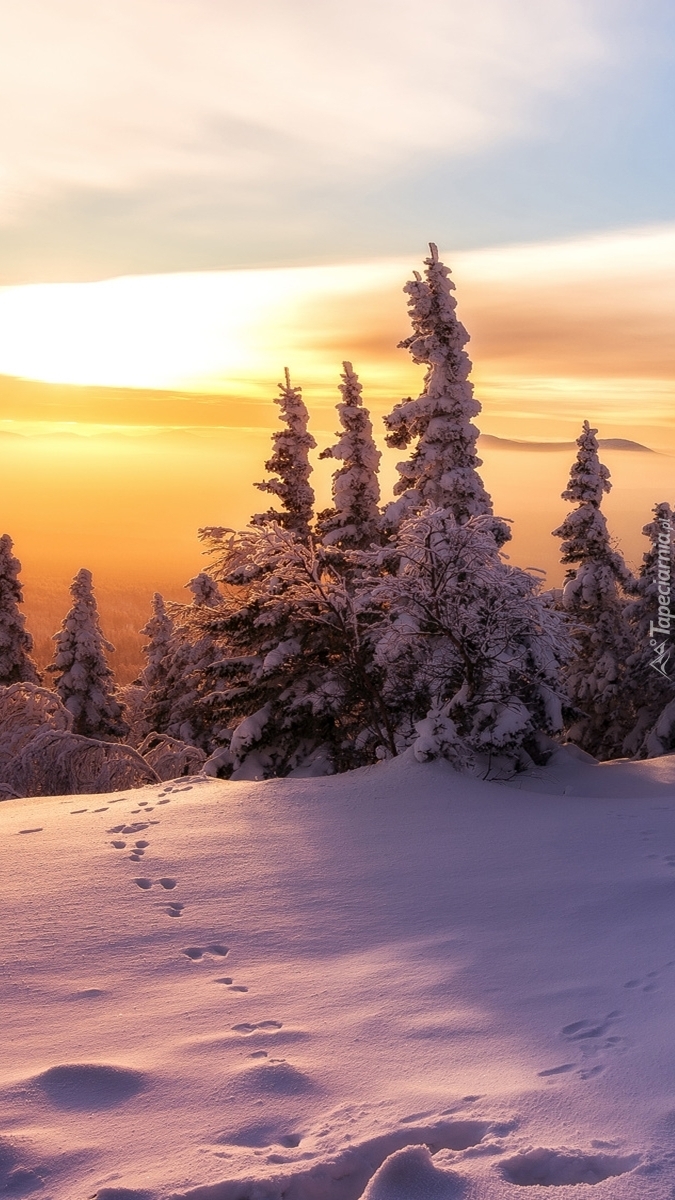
[2,749,675,1198]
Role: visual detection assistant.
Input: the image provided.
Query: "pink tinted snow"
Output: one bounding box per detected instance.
[1,748,674,1197]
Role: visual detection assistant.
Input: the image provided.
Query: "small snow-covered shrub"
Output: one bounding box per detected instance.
[1,729,159,797]
[138,732,207,780]
[0,682,72,772]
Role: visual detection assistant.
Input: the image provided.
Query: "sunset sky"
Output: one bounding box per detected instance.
[0,0,673,674]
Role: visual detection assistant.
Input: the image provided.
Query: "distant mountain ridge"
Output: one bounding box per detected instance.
[480,434,656,454]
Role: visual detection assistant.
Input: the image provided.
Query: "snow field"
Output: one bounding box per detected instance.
[2,750,675,1197]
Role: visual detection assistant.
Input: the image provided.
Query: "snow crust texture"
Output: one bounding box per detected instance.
[3,751,675,1198]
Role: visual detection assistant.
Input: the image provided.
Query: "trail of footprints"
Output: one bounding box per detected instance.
[539,959,675,1084]
[104,785,257,996]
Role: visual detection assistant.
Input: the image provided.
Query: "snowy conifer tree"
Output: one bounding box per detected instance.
[0,534,40,686]
[140,573,223,748]
[369,507,568,772]
[252,368,316,540]
[383,244,509,546]
[623,502,675,756]
[195,522,402,777]
[553,421,636,758]
[316,362,381,550]
[140,593,174,690]
[48,568,128,739]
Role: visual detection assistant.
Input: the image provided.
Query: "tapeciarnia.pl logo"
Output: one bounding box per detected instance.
[649,514,674,680]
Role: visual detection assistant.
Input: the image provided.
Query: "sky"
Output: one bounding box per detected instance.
[0,0,673,673]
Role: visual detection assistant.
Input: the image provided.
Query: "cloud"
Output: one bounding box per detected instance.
[0,0,610,224]
[1,222,674,453]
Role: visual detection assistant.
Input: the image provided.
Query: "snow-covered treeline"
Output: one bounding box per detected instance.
[0,247,673,792]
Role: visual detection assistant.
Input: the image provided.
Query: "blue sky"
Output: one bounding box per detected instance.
[1,0,674,283]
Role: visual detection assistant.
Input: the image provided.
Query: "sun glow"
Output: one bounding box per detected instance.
[1,224,674,446]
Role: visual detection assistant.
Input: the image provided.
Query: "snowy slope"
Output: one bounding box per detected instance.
[2,750,675,1199]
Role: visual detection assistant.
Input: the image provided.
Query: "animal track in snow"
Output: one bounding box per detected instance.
[18,827,43,834]
[131,877,178,891]
[232,1021,282,1035]
[166,901,185,917]
[557,1011,623,1081]
[111,840,126,849]
[538,1063,576,1077]
[108,822,149,835]
[561,1011,620,1041]
[182,944,230,961]
[70,808,87,814]
[623,960,674,993]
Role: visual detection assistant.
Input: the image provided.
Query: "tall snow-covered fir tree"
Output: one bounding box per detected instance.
[0,534,41,686]
[383,243,509,546]
[316,362,381,550]
[552,421,636,758]
[623,502,675,757]
[48,568,128,740]
[252,368,316,540]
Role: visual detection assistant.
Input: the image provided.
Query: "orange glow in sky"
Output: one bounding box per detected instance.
[1,226,673,679]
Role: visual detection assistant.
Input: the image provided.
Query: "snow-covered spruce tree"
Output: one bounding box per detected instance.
[47,568,128,739]
[368,507,569,773]
[623,502,675,757]
[252,368,316,541]
[0,534,40,686]
[552,421,636,758]
[140,592,174,691]
[117,591,176,748]
[194,523,402,778]
[316,362,382,550]
[383,244,509,546]
[140,573,224,749]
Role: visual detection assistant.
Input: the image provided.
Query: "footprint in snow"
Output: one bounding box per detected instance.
[538,1063,577,1078]
[624,960,674,992]
[129,838,150,862]
[561,1012,621,1041]
[558,1011,623,1079]
[182,944,230,961]
[166,901,185,918]
[132,877,177,890]
[232,1021,282,1035]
